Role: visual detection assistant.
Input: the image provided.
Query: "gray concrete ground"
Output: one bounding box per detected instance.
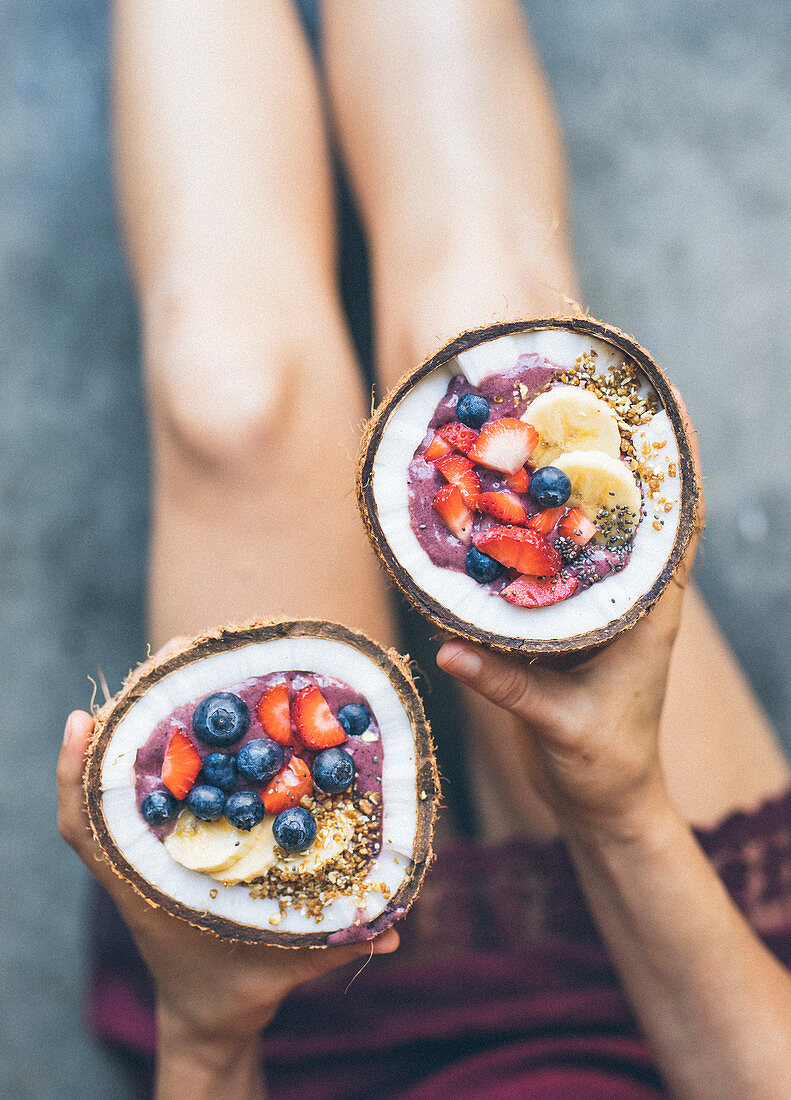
[2,1,790,1096]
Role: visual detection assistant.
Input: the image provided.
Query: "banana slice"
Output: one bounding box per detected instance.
[210,818,278,885]
[520,385,621,466]
[552,450,642,544]
[281,808,355,876]
[211,806,357,886]
[164,809,259,873]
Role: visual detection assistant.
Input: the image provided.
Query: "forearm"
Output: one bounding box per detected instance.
[155,1004,266,1100]
[563,790,791,1099]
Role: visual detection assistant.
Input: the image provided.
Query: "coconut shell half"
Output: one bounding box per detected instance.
[357,316,701,657]
[84,619,438,946]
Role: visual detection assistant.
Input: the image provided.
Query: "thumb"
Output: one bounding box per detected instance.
[437,641,538,720]
[340,927,401,961]
[57,710,97,860]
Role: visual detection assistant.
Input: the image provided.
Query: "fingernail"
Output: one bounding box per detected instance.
[440,644,482,680]
[63,714,74,747]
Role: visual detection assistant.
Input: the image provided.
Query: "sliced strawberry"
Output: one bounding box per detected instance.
[262,755,313,815]
[432,484,473,544]
[423,431,453,463]
[435,453,481,506]
[501,573,578,607]
[291,685,347,750]
[256,681,293,746]
[474,525,561,576]
[476,491,528,525]
[160,728,202,800]
[557,507,597,548]
[468,418,539,475]
[527,505,567,537]
[437,420,479,455]
[505,466,531,494]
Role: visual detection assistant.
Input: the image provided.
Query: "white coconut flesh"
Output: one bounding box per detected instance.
[371,328,682,644]
[99,636,419,936]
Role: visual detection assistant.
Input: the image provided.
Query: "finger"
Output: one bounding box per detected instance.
[371,928,400,954]
[437,641,536,720]
[57,710,96,858]
[329,926,400,964]
[296,926,400,988]
[57,711,168,908]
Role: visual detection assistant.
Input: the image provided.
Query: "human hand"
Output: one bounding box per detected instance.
[438,408,703,842]
[57,648,399,1066]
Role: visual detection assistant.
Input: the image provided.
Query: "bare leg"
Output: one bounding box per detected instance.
[324,0,789,834]
[325,0,578,388]
[114,0,394,651]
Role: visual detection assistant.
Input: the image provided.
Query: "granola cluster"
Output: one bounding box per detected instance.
[249,791,384,923]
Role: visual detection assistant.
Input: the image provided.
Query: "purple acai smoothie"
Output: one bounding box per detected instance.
[135,671,383,844]
[407,352,637,602]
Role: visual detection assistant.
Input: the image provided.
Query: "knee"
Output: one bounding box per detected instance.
[145,313,296,471]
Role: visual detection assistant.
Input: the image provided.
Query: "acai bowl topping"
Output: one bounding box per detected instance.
[85,621,438,946]
[408,349,658,609]
[135,671,384,923]
[358,319,697,656]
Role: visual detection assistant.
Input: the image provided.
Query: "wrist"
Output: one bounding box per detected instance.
[155,1000,267,1100]
[555,770,682,854]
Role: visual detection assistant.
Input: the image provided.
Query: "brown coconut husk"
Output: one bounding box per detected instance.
[84,619,439,947]
[356,316,702,659]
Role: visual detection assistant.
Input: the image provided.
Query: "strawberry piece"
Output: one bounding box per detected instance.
[256,681,293,746]
[505,466,531,494]
[432,484,473,544]
[474,525,561,576]
[160,729,202,800]
[423,431,454,463]
[501,573,578,607]
[476,491,528,525]
[527,505,567,537]
[291,685,347,750]
[468,418,538,475]
[437,421,479,455]
[262,755,313,815]
[435,453,481,506]
[557,507,597,548]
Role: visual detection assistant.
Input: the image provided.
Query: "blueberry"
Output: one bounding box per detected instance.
[141,789,179,826]
[186,784,226,821]
[192,692,250,747]
[530,466,572,509]
[465,546,505,584]
[199,752,238,793]
[225,791,265,831]
[312,747,355,794]
[456,393,490,430]
[236,738,284,784]
[273,807,317,852]
[337,703,370,737]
